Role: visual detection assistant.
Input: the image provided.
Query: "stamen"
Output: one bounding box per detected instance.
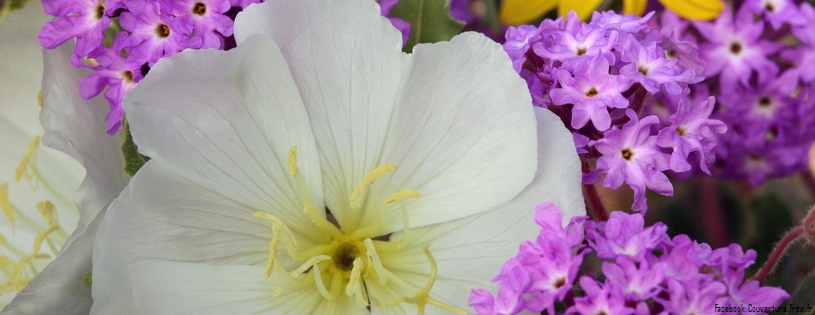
[374,201,413,252]
[349,163,395,209]
[373,245,468,315]
[12,253,50,290]
[287,147,299,177]
[345,257,363,296]
[290,255,338,300]
[0,184,14,225]
[291,255,330,278]
[10,137,75,210]
[37,91,43,107]
[263,226,282,278]
[253,211,297,249]
[15,136,40,187]
[328,271,343,298]
[384,190,421,205]
[353,280,368,308]
[363,238,388,285]
[287,146,343,239]
[33,202,59,254]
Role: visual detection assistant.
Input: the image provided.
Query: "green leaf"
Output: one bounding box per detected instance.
[787,270,815,315]
[390,0,465,52]
[121,117,148,176]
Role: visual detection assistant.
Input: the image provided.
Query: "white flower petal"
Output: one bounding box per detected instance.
[92,159,325,314]
[234,0,409,229]
[372,33,538,234]
[371,108,584,313]
[130,261,365,315]
[39,42,128,250]
[124,34,325,238]
[237,1,537,233]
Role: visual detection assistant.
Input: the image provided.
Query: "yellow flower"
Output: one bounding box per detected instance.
[499,0,725,25]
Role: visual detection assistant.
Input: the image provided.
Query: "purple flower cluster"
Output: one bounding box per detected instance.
[38,0,410,134]
[655,1,815,186]
[503,11,725,211]
[469,203,789,315]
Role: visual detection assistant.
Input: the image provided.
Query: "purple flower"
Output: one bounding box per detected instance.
[782,4,815,83]
[718,70,799,135]
[657,95,727,173]
[376,0,411,46]
[593,110,672,211]
[504,25,542,72]
[450,0,476,25]
[589,11,654,35]
[585,211,670,259]
[620,34,698,94]
[568,277,633,315]
[695,7,782,90]
[533,11,617,62]
[161,0,234,50]
[721,268,790,307]
[659,278,726,315]
[550,55,633,131]
[602,255,665,301]
[745,0,807,30]
[119,1,197,68]
[470,203,588,315]
[39,0,111,65]
[81,33,143,133]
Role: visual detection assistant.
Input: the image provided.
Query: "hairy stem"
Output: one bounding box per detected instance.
[754,226,803,283]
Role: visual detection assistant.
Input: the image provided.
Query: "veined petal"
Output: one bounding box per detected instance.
[234,0,408,231]
[123,34,325,240]
[92,160,318,314]
[658,0,725,20]
[130,261,366,315]
[372,108,584,313]
[498,0,558,25]
[558,0,604,21]
[39,42,128,250]
[371,33,538,235]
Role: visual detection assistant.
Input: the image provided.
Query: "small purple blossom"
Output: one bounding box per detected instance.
[568,277,633,315]
[602,256,665,301]
[694,7,782,90]
[657,95,727,174]
[619,35,698,95]
[471,205,790,315]
[585,210,670,259]
[550,55,633,131]
[161,0,234,50]
[119,2,195,68]
[38,0,111,65]
[745,0,807,30]
[593,111,672,211]
[81,33,142,132]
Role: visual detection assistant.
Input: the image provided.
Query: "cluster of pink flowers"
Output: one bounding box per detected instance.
[656,0,815,185]
[38,0,409,133]
[503,11,725,211]
[469,203,789,315]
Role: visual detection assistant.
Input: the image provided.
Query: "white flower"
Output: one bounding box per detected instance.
[91,0,584,314]
[0,3,129,314]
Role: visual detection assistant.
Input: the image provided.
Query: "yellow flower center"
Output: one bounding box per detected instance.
[252,147,467,314]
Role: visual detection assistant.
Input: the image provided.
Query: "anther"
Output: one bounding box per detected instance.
[384,190,421,205]
[0,184,14,226]
[349,163,396,209]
